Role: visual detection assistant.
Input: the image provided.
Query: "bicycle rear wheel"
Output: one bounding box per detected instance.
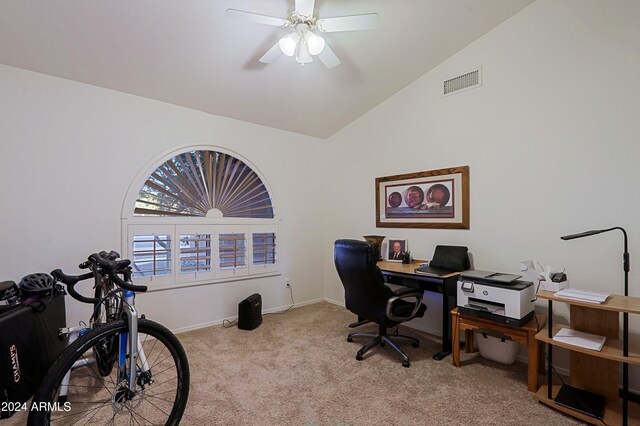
[28,319,190,425]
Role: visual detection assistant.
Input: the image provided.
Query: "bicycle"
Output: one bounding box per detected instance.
[61,250,127,378]
[27,252,190,425]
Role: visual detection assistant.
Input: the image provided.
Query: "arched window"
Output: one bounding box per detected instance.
[122,147,279,289]
[135,151,274,219]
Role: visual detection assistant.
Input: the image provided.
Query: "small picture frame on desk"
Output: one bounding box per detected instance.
[387,238,407,262]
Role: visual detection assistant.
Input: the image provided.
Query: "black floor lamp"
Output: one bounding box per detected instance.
[561,226,630,425]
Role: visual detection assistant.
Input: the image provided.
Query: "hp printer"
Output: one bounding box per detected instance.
[457,270,535,327]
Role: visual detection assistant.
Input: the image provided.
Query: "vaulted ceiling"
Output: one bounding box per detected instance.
[0,0,534,138]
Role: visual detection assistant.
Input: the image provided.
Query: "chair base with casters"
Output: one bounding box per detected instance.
[348,324,420,368]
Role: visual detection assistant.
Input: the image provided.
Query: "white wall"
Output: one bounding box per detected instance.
[0,64,325,331]
[323,0,640,381]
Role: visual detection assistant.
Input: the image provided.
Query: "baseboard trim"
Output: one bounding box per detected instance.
[171,298,325,334]
[324,298,344,308]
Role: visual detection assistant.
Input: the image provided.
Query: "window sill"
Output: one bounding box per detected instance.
[142,271,282,293]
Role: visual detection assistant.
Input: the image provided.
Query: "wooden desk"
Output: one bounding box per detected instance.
[451,307,546,392]
[377,260,462,360]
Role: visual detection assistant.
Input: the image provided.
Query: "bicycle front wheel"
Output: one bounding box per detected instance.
[28,319,190,425]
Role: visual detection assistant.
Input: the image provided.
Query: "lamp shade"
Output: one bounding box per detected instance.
[305,31,326,55]
[278,33,300,56]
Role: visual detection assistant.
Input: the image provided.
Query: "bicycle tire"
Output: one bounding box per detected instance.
[28,319,190,425]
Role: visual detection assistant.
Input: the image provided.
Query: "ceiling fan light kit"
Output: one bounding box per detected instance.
[226,0,379,69]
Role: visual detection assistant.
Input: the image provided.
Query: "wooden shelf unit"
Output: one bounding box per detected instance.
[535,291,640,425]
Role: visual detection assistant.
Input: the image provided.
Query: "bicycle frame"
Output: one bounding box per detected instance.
[120,288,151,394]
[58,288,151,400]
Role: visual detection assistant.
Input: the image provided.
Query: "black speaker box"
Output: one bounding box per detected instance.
[238,293,262,330]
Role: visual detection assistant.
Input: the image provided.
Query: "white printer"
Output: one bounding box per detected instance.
[457,270,535,327]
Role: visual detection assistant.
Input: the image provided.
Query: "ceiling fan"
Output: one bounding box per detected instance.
[226,0,379,68]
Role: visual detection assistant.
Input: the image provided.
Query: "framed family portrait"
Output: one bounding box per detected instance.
[387,238,407,262]
[375,166,469,229]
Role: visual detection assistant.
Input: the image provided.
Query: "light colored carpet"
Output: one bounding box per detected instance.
[7,301,583,425]
[179,301,581,426]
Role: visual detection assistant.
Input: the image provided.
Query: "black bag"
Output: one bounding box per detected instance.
[429,245,471,271]
[0,292,66,418]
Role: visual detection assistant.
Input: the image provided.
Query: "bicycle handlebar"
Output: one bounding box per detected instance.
[50,269,98,304]
[52,251,147,303]
[87,253,147,293]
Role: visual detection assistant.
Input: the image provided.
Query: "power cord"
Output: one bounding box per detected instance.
[223,318,238,328]
[222,282,296,327]
[543,348,565,386]
[530,279,543,303]
[265,282,295,316]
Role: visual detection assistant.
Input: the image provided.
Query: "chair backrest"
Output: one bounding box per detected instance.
[333,239,393,324]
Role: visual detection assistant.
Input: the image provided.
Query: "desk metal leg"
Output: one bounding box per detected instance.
[433,280,456,360]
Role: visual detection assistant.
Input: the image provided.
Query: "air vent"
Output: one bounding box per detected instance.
[443,67,481,96]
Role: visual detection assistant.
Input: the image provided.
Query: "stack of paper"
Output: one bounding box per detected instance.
[554,288,610,304]
[553,328,607,351]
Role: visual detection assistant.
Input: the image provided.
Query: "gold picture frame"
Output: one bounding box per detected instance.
[375,166,469,229]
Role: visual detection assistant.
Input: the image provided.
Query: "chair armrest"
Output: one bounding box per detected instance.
[386,290,424,322]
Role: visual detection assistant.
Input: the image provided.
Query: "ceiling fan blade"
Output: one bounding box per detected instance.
[259,43,283,64]
[317,13,379,32]
[317,44,341,69]
[295,0,315,18]
[226,9,289,27]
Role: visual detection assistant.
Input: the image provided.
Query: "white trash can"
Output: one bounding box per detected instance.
[475,331,519,365]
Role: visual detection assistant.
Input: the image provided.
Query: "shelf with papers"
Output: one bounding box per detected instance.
[536,325,640,365]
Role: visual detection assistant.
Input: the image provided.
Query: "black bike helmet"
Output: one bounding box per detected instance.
[0,280,21,306]
[19,273,55,297]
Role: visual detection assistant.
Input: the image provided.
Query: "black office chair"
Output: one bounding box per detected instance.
[334,239,427,367]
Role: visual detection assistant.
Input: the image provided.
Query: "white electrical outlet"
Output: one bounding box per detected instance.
[285,278,291,288]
